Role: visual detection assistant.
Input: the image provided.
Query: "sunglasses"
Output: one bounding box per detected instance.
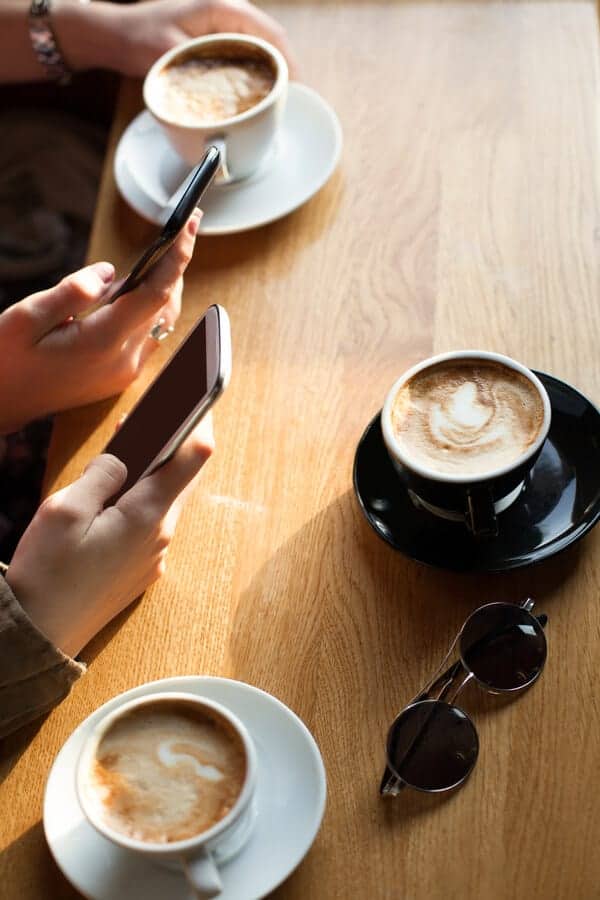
[380,599,548,796]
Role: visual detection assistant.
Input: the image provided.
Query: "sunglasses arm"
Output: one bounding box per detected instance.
[444,670,473,704]
[413,634,461,703]
[380,765,406,796]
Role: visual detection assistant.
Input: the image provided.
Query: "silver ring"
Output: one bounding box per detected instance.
[149,317,174,343]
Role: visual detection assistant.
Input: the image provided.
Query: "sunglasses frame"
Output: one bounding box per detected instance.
[380,598,548,796]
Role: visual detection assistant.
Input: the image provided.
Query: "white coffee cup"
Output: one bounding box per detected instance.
[143,33,288,183]
[76,692,258,898]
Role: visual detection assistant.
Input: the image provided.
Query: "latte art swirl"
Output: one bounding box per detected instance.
[429,381,502,448]
[87,702,247,844]
[391,361,545,476]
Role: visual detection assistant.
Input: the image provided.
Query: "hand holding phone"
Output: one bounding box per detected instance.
[104,146,220,305]
[103,304,231,503]
[8,416,215,660]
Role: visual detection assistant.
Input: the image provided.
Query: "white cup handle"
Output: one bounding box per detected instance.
[182,849,223,898]
[210,138,232,186]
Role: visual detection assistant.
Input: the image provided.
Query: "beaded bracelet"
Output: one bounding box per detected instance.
[28,0,89,86]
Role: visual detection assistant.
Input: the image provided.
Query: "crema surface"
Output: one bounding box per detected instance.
[390,361,545,476]
[88,703,246,843]
[155,57,275,126]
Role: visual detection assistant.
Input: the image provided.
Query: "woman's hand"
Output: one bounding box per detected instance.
[6,414,214,658]
[55,0,295,79]
[0,210,201,434]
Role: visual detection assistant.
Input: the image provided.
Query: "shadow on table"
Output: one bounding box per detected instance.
[0,821,79,899]
[229,483,580,699]
[76,598,143,670]
[228,486,582,865]
[0,718,48,786]
[193,167,343,274]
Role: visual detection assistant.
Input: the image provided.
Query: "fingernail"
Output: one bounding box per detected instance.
[189,209,203,237]
[92,262,115,283]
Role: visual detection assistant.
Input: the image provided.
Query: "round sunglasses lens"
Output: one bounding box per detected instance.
[387,700,478,792]
[459,602,547,691]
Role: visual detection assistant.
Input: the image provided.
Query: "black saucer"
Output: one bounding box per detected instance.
[353,372,600,573]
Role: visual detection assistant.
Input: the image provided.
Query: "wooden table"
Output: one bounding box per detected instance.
[2,1,600,897]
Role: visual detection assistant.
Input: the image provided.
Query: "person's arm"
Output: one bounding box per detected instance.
[0,415,214,738]
[0,0,294,84]
[0,576,84,739]
[0,0,116,83]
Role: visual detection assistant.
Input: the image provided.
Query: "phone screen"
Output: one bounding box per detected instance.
[104,307,222,498]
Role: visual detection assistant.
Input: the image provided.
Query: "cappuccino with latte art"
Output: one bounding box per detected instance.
[381,352,552,535]
[88,700,247,844]
[390,360,546,477]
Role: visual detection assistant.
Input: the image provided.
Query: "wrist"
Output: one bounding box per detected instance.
[7,574,81,657]
[51,0,124,73]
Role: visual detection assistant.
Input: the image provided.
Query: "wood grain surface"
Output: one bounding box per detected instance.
[2,1,600,898]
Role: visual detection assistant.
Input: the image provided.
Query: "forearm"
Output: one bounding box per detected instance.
[0,0,125,83]
[0,577,84,739]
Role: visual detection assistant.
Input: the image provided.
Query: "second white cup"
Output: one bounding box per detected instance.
[143,33,288,182]
[76,692,258,898]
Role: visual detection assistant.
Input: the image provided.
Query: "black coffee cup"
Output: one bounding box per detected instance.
[381,351,552,538]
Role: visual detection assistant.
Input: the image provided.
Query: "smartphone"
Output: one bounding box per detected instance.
[105,145,220,304]
[103,304,231,503]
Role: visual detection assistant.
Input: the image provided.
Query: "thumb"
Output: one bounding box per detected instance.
[120,415,214,517]
[58,454,128,518]
[28,262,115,338]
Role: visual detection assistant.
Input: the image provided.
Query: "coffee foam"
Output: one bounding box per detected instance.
[154,56,275,126]
[390,360,545,476]
[88,702,247,844]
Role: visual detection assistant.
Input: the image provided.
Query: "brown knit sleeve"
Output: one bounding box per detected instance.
[0,577,85,739]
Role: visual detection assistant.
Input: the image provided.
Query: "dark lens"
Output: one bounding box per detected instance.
[459,602,547,692]
[387,700,479,792]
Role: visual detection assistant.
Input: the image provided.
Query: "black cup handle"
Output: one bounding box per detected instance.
[465,486,498,538]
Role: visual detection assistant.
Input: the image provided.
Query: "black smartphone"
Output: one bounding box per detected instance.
[105,145,220,304]
[103,304,231,503]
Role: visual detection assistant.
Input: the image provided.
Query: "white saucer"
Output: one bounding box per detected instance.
[44,676,327,900]
[114,83,342,234]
